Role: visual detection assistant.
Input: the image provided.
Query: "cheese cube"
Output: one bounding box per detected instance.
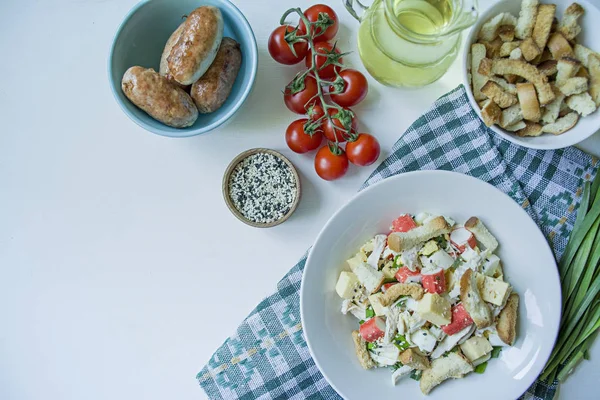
[476,273,511,306]
[482,254,503,278]
[368,293,387,316]
[410,328,437,353]
[460,336,493,362]
[428,250,455,270]
[360,239,375,253]
[382,263,398,280]
[346,253,367,270]
[335,271,359,299]
[461,247,479,262]
[349,262,385,294]
[421,240,439,256]
[417,293,451,326]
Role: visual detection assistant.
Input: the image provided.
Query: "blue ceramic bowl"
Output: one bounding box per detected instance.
[108,0,258,137]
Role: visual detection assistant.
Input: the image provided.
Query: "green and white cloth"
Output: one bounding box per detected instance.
[197,85,598,399]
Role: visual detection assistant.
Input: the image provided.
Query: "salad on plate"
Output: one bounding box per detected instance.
[335,213,520,395]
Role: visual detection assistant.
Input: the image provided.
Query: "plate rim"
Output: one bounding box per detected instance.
[300,170,561,399]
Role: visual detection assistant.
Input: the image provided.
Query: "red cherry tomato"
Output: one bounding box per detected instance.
[299,4,339,42]
[268,25,308,65]
[307,104,325,121]
[345,133,380,166]
[330,69,369,107]
[323,108,357,143]
[284,75,319,114]
[285,119,323,154]
[314,145,349,181]
[391,214,418,233]
[305,42,342,79]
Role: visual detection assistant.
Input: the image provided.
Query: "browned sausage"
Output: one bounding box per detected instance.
[190,38,242,113]
[167,6,223,85]
[121,66,198,128]
[159,22,189,90]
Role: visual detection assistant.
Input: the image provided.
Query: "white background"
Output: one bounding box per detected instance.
[1,0,599,399]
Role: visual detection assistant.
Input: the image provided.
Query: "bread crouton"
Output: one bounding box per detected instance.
[489,76,517,94]
[556,57,582,86]
[478,13,506,42]
[489,59,555,104]
[541,112,579,135]
[498,25,515,42]
[574,44,600,69]
[505,121,527,132]
[516,121,543,137]
[558,3,585,40]
[515,0,539,39]
[541,86,565,124]
[481,81,518,108]
[497,293,519,345]
[576,66,589,79]
[471,44,488,101]
[548,33,574,60]
[380,283,424,306]
[399,348,431,370]
[480,99,502,127]
[510,47,523,61]
[500,104,523,128]
[588,55,600,106]
[478,57,493,76]
[500,41,522,57]
[520,37,542,62]
[388,216,450,252]
[420,352,473,395]
[532,4,556,49]
[538,60,558,77]
[517,82,541,121]
[566,92,598,116]
[465,217,499,252]
[352,330,376,369]
[460,269,493,329]
[559,77,588,96]
[482,37,504,59]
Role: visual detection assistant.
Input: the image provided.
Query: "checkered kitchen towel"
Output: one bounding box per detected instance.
[197,85,599,399]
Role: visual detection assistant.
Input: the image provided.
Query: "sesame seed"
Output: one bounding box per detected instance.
[228,153,297,224]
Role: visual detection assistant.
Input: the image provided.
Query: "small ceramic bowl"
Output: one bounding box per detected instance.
[108,0,258,137]
[222,149,301,228]
[462,0,600,149]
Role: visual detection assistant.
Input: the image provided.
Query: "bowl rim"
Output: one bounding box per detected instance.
[300,169,561,399]
[107,0,258,138]
[222,148,301,228]
[461,0,599,150]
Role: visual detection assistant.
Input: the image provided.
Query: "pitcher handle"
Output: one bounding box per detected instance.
[343,0,371,22]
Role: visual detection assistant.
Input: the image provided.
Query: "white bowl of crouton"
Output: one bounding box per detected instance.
[463,0,600,149]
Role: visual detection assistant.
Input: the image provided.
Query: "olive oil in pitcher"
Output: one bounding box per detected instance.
[349,0,478,87]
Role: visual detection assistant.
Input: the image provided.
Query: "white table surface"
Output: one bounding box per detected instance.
[1,0,599,398]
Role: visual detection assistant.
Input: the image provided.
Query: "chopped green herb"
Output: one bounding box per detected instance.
[474,362,488,374]
[393,255,403,268]
[410,370,422,381]
[450,345,460,353]
[393,334,410,351]
[449,258,462,271]
[435,235,448,248]
[390,362,404,371]
[491,346,502,358]
[359,320,365,325]
[365,307,375,319]
[367,342,377,350]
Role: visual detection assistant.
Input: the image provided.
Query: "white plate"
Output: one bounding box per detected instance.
[301,171,560,399]
[461,0,600,150]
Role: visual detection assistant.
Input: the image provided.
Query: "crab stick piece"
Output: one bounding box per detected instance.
[359,317,386,342]
[421,268,446,294]
[441,303,474,336]
[450,227,477,253]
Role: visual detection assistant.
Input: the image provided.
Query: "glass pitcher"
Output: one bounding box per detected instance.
[345,0,478,87]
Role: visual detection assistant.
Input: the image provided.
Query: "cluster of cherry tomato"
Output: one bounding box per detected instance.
[268,4,381,181]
